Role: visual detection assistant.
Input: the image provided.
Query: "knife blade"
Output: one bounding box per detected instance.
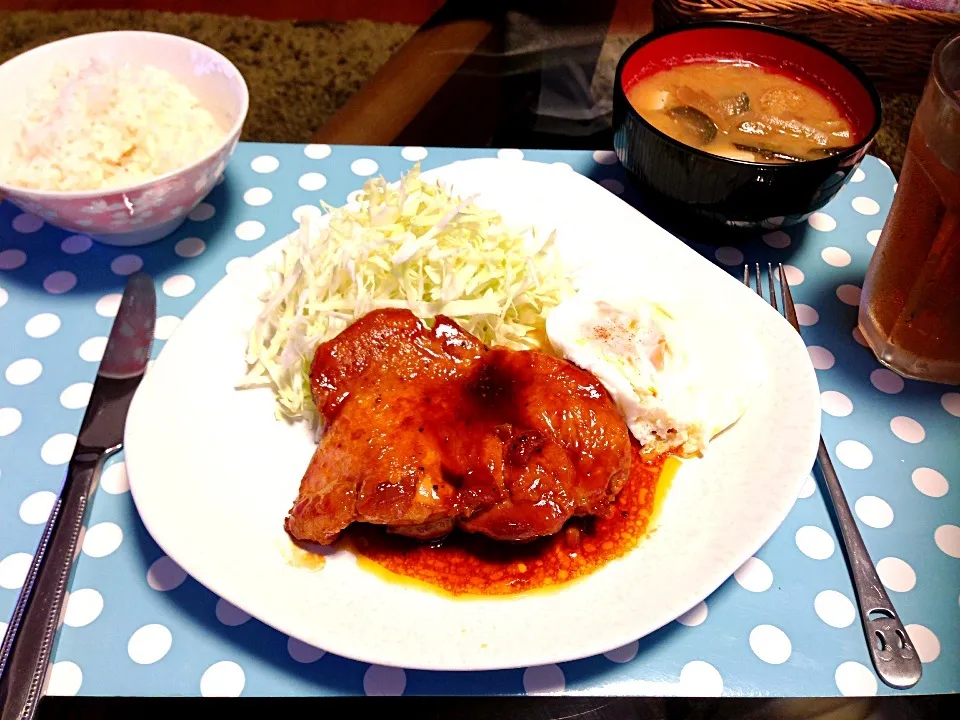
[0,272,156,720]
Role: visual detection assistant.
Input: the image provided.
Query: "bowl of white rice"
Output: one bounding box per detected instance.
[0,31,248,246]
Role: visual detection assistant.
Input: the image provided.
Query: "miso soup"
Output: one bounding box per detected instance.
[627,63,859,163]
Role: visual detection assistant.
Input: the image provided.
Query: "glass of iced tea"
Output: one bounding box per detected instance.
[859,32,960,385]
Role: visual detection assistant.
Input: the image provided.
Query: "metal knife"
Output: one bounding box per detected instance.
[0,272,156,720]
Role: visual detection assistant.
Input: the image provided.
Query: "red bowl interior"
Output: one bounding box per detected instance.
[620,25,878,141]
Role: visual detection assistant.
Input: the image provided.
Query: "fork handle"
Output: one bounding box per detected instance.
[816,438,922,689]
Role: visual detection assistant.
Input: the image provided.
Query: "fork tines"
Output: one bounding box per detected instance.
[743,262,801,332]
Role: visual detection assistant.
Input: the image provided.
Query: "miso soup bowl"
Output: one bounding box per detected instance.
[612,21,882,234]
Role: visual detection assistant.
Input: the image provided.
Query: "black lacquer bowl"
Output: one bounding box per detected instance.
[612,21,883,235]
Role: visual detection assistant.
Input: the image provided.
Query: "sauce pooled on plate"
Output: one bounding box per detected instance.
[342,442,678,596]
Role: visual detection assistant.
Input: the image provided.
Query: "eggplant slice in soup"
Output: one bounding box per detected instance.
[628,63,859,164]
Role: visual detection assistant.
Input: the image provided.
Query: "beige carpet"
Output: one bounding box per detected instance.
[0,10,416,143]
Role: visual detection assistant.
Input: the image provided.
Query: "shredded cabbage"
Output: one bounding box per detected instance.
[240,163,572,425]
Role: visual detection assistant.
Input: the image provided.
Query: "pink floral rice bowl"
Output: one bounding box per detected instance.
[0,31,249,247]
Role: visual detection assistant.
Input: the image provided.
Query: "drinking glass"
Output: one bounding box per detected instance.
[858,32,960,385]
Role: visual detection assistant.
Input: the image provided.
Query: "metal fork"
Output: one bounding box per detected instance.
[744,262,922,690]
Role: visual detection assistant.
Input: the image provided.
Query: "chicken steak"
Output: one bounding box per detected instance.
[285,309,631,544]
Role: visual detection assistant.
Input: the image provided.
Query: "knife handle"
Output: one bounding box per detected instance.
[0,450,105,720]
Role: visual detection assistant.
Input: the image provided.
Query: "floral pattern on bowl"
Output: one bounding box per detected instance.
[0,31,248,247]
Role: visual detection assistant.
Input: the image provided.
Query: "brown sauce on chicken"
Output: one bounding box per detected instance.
[342,443,678,596]
[286,309,633,547]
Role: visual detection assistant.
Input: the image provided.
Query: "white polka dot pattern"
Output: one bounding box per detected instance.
[497,148,524,161]
[215,598,251,626]
[780,264,804,286]
[599,178,624,195]
[251,155,280,173]
[297,173,327,191]
[0,150,954,698]
[44,271,76,295]
[836,284,861,306]
[4,358,43,385]
[235,220,265,241]
[111,254,143,275]
[808,213,836,231]
[64,588,104,628]
[95,294,122,318]
[200,661,245,697]
[147,556,187,591]
[188,203,216,222]
[287,638,326,664]
[794,304,819,326]
[676,601,708,626]
[61,235,93,254]
[60,382,93,409]
[807,346,835,370]
[714,246,743,266]
[835,440,873,470]
[401,146,428,162]
[592,150,617,165]
[26,312,61,337]
[854,495,893,528]
[350,158,379,176]
[935,525,960,558]
[763,231,791,249]
[912,467,948,498]
[821,391,852,417]
[851,197,880,215]
[303,144,331,160]
[79,336,108,362]
[47,661,83,696]
[41,433,76,465]
[603,641,639,663]
[13,213,44,233]
[19,490,56,524]
[162,275,196,298]
[363,665,407,696]
[795,525,836,560]
[941,392,960,416]
[522,665,564,695]
[243,187,273,207]
[679,661,723,696]
[905,624,940,663]
[82,522,123,558]
[734,557,772,593]
[835,661,877,696]
[0,552,32,589]
[821,247,851,267]
[870,368,903,394]
[890,416,925,444]
[0,407,22,436]
[749,625,792,664]
[100,462,130,494]
[877,557,916,592]
[814,590,855,628]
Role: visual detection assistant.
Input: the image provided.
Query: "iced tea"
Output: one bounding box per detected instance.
[859,33,960,384]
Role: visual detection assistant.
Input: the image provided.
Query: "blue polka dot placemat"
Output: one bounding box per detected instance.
[1,145,957,699]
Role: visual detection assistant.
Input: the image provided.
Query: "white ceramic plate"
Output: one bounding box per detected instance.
[125,159,821,671]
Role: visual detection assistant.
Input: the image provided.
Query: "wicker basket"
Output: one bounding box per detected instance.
[654,0,960,95]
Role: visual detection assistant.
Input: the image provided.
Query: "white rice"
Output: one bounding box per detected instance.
[0,59,226,192]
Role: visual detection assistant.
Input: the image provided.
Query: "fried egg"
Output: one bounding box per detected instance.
[546,291,763,456]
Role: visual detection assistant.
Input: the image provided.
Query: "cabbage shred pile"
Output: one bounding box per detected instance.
[241,164,571,425]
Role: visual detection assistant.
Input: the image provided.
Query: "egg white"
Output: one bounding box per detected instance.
[546,290,764,456]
